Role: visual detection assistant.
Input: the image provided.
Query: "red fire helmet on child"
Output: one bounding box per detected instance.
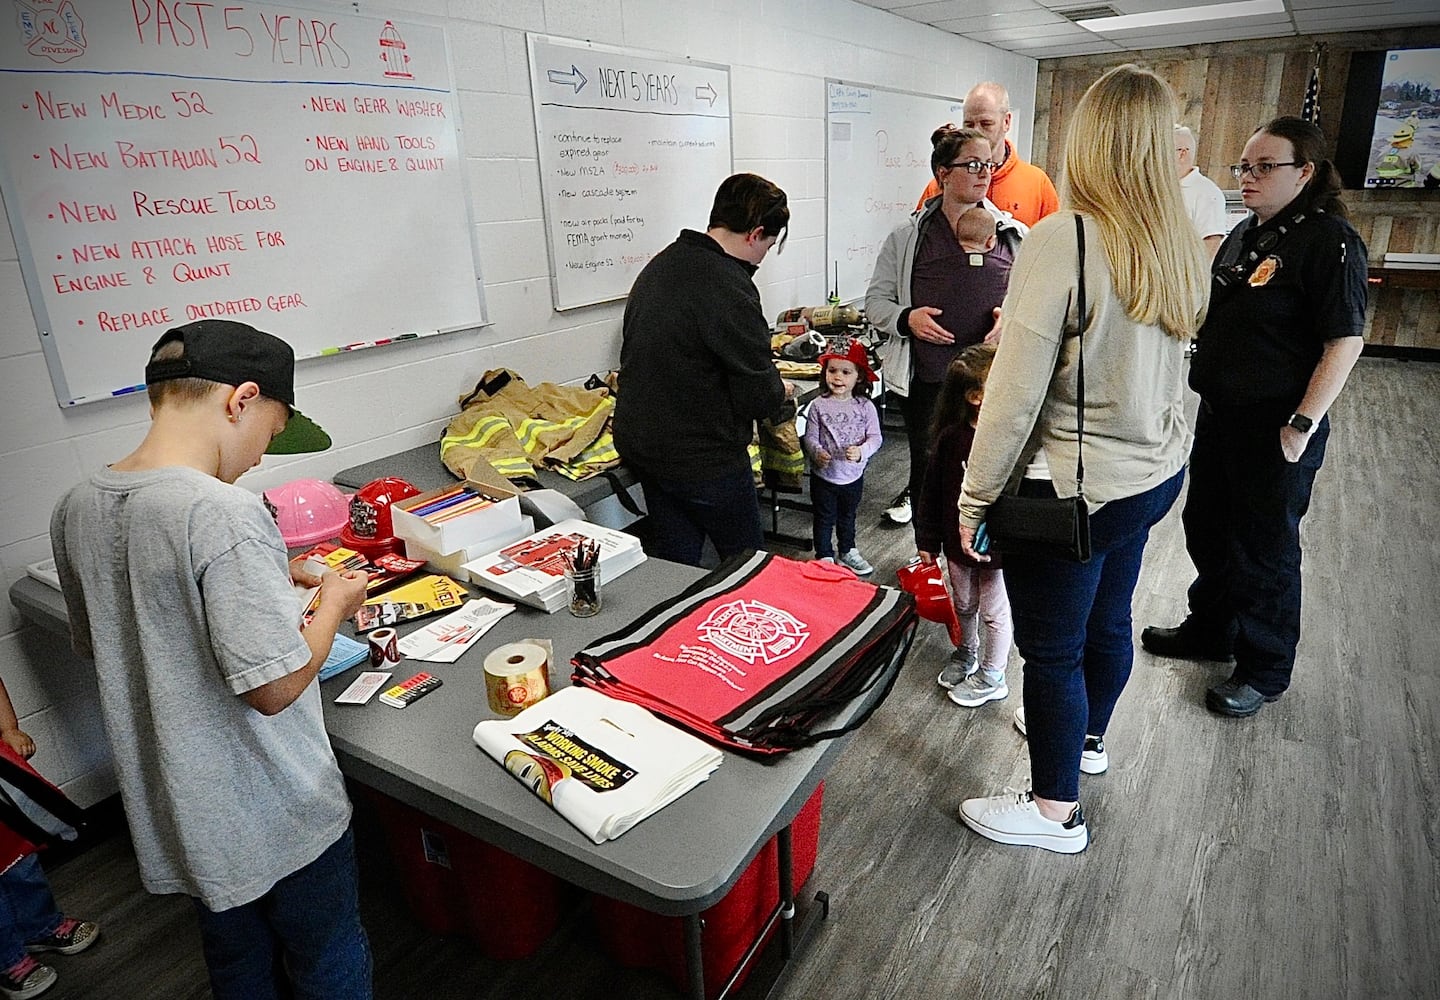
[816,340,878,383]
[340,477,421,558]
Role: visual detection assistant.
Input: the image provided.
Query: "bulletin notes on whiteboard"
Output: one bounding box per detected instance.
[825,81,963,305]
[528,34,732,311]
[0,2,486,407]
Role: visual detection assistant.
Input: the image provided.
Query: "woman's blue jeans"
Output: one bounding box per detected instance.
[1001,469,1185,802]
[192,826,372,1000]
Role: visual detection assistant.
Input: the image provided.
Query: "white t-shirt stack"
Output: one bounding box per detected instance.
[473,686,722,843]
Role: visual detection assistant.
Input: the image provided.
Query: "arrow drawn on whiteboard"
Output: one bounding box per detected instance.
[547,65,588,94]
[695,82,717,106]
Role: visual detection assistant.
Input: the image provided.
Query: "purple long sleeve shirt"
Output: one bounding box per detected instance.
[802,395,882,486]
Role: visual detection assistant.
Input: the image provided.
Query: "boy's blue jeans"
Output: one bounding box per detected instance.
[1001,469,1185,802]
[0,852,64,969]
[192,826,372,1000]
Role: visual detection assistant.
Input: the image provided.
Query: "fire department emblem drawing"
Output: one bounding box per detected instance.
[697,600,809,664]
[16,0,86,64]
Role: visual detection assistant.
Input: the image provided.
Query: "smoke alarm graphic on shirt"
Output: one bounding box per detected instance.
[697,600,809,664]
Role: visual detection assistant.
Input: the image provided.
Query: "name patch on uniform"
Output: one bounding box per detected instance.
[1249,255,1282,287]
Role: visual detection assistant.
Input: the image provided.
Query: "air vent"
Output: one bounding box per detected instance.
[1057,5,1123,21]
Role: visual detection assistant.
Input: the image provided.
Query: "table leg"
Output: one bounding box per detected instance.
[776,825,795,960]
[685,912,706,1000]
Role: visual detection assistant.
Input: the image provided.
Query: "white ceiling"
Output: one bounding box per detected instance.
[855,0,1440,59]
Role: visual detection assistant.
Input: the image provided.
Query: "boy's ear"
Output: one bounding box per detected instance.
[225,381,264,422]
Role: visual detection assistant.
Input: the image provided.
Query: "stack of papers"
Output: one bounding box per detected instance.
[396,598,515,663]
[462,519,646,613]
[473,686,722,843]
[319,633,370,682]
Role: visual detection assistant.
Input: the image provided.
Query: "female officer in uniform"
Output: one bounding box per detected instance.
[1141,116,1368,717]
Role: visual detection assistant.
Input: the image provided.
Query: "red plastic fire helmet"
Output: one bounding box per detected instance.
[895,557,964,648]
[339,477,422,559]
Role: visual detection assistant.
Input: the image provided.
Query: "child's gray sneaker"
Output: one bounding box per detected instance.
[838,549,874,576]
[937,647,978,689]
[948,670,1008,707]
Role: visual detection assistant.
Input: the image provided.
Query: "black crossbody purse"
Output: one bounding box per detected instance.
[983,213,1092,563]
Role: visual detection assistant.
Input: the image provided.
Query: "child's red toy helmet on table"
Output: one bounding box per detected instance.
[895,556,963,647]
[340,477,422,559]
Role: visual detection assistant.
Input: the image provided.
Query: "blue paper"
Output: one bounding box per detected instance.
[319,634,369,682]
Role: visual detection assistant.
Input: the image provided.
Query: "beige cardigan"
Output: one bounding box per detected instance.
[958,212,1193,528]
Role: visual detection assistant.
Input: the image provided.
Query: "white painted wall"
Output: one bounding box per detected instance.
[0,0,1039,805]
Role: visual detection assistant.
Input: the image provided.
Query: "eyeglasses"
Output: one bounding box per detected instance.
[1229,161,1300,179]
[946,159,999,175]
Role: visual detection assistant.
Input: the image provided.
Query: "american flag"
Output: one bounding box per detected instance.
[1301,46,1323,125]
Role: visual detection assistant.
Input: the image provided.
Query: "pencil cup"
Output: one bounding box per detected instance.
[565,564,601,618]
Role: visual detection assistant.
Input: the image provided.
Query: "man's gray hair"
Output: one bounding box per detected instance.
[1174,124,1198,152]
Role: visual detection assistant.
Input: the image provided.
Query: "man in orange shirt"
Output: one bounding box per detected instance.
[915,83,1059,228]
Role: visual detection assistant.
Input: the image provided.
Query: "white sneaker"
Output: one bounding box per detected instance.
[958,787,1088,853]
[883,491,912,524]
[1013,706,1109,775]
[937,647,978,689]
[948,671,1008,707]
[838,548,874,576]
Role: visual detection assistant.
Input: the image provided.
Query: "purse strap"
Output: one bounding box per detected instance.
[1073,213,1086,497]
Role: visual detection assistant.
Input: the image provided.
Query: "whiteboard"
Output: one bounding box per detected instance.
[0,2,485,407]
[528,34,732,311]
[826,80,964,305]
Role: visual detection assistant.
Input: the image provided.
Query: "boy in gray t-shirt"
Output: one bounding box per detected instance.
[50,320,373,1000]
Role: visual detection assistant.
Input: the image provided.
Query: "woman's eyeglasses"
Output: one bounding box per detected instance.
[1229,161,1300,179]
[946,159,999,175]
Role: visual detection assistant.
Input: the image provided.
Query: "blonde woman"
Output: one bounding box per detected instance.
[953,65,1209,853]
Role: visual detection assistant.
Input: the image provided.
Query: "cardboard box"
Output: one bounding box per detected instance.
[402,516,535,580]
[391,468,522,555]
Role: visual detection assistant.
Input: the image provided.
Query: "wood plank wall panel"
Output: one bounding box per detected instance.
[1034,27,1440,351]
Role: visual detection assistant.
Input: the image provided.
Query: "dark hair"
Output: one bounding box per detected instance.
[709,173,789,249]
[930,122,962,146]
[929,343,996,446]
[146,337,219,407]
[931,127,990,178]
[1254,116,1348,219]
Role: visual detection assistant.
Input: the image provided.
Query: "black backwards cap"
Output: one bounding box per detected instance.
[144,320,331,455]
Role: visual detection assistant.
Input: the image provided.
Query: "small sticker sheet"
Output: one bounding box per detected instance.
[335,671,392,705]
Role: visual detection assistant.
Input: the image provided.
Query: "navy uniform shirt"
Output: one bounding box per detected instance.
[1189,200,1367,411]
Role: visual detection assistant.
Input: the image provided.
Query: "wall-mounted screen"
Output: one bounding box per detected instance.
[1363,48,1440,189]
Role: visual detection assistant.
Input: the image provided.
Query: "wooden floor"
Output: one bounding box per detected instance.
[37,357,1440,1000]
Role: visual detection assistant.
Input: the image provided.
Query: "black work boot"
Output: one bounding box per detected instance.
[1139,620,1234,662]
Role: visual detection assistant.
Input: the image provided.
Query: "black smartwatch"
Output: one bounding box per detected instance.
[1286,412,1314,434]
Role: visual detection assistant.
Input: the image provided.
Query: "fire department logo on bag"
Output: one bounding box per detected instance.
[697,600,809,664]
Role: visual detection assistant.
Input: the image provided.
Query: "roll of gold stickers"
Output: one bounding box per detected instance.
[484,641,551,716]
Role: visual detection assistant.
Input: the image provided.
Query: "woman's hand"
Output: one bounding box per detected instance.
[983,307,1003,344]
[917,550,937,566]
[1279,425,1310,463]
[958,523,991,563]
[907,306,954,345]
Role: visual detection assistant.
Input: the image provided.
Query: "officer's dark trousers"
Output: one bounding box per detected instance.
[1181,402,1329,697]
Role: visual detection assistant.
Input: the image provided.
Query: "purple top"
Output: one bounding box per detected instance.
[802,395,882,486]
[909,212,1014,384]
